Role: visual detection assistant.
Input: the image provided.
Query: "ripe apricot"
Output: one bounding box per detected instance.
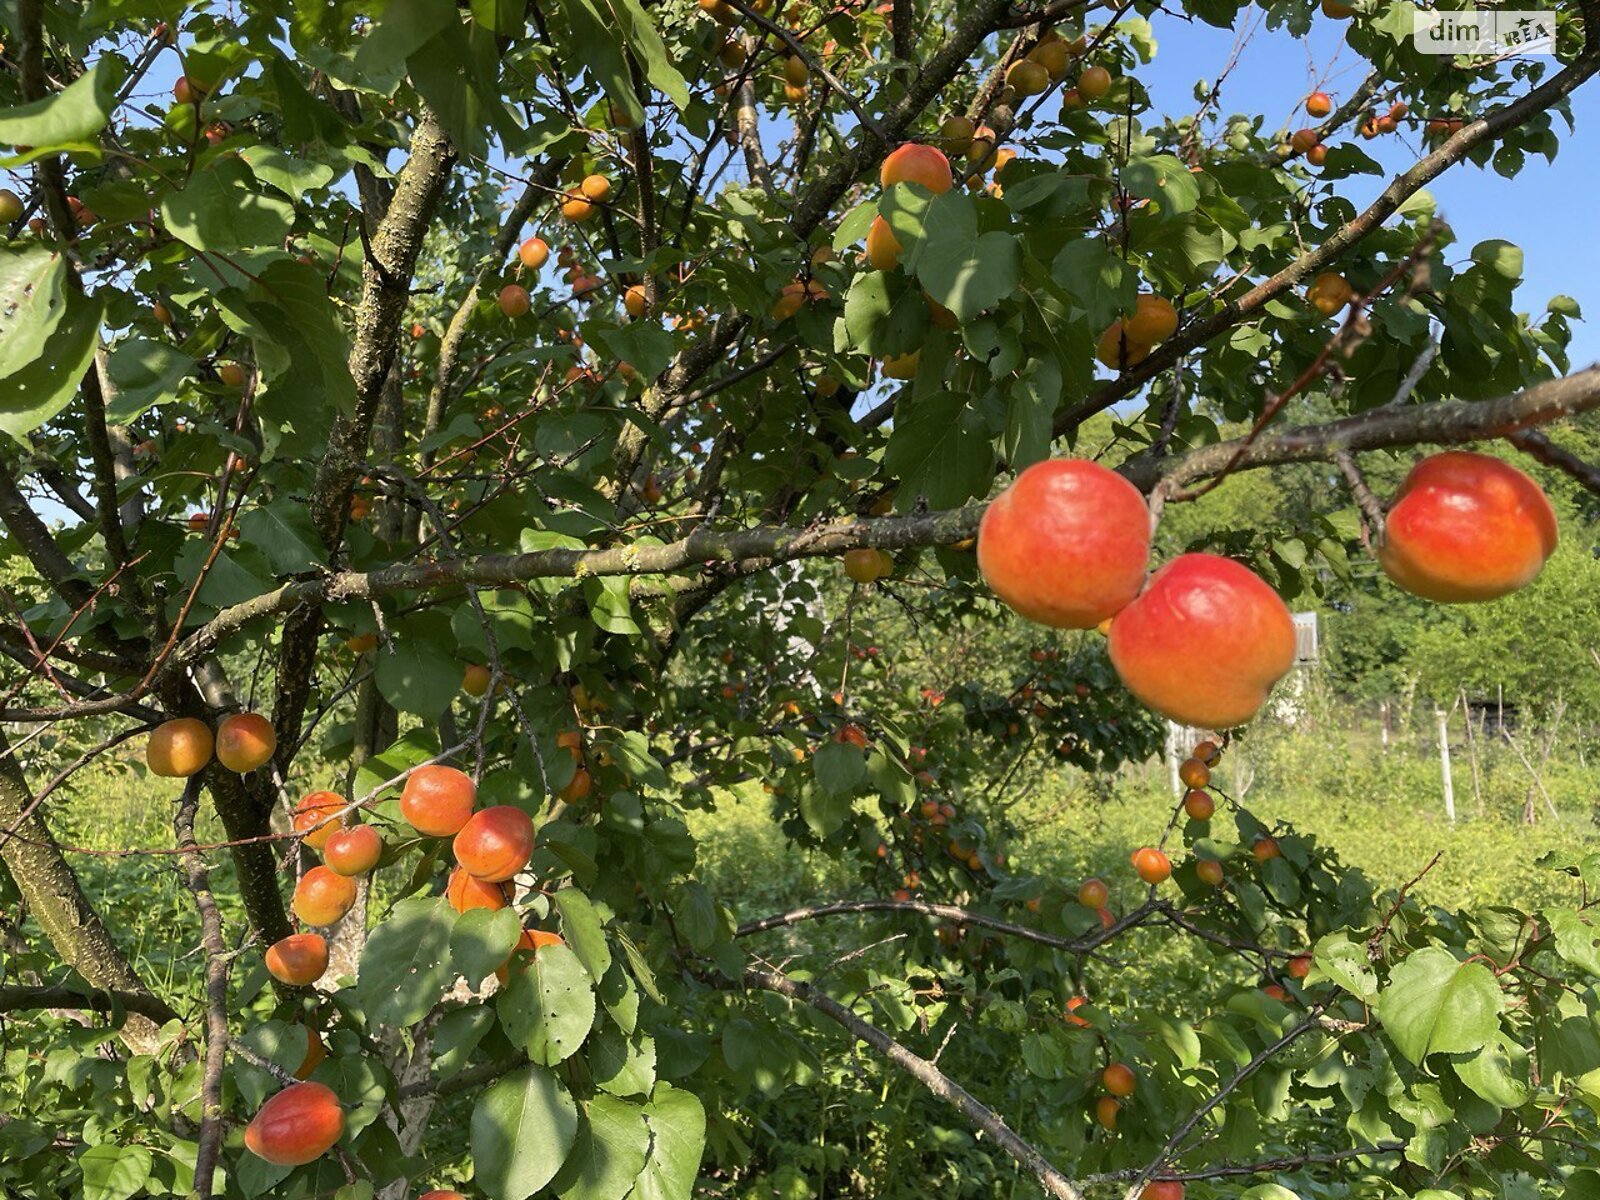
[216,712,275,773]
[1379,451,1557,603]
[1306,271,1352,316]
[495,928,565,983]
[1321,0,1354,15]
[1196,858,1224,886]
[1077,878,1108,908]
[1131,847,1171,885]
[173,76,204,105]
[843,547,888,583]
[146,718,214,777]
[624,284,648,318]
[1252,836,1282,863]
[1096,907,1116,929]
[1078,64,1112,101]
[1307,143,1328,166]
[880,143,954,194]
[324,825,383,876]
[498,284,531,317]
[882,350,920,380]
[977,459,1150,630]
[1125,294,1178,344]
[293,792,347,851]
[1177,757,1210,789]
[561,193,595,221]
[1193,740,1221,765]
[1143,1182,1185,1200]
[1306,91,1332,117]
[865,215,902,271]
[580,174,612,203]
[265,933,329,986]
[293,867,358,927]
[1095,320,1152,370]
[1289,128,1320,155]
[419,1193,468,1200]
[1095,1095,1120,1130]
[559,766,593,803]
[784,55,809,85]
[447,865,510,913]
[1262,983,1290,1002]
[1103,1062,1136,1096]
[1065,996,1091,1027]
[519,236,550,269]
[1030,39,1071,80]
[462,663,491,697]
[244,1081,345,1166]
[1288,953,1312,979]
[1183,789,1214,822]
[454,805,536,882]
[294,1026,325,1079]
[400,764,477,837]
[1108,554,1296,728]
[217,361,248,388]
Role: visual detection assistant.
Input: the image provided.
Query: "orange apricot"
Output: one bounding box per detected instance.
[1077,878,1109,908]
[1131,847,1171,885]
[400,765,477,837]
[1108,554,1296,728]
[462,664,491,697]
[1103,1062,1136,1096]
[446,865,510,914]
[293,867,358,927]
[978,459,1150,630]
[216,712,276,773]
[1379,451,1557,603]
[323,825,383,876]
[880,143,954,194]
[146,718,214,777]
[453,805,536,882]
[1177,757,1210,790]
[244,1081,345,1166]
[293,791,348,852]
[264,933,329,986]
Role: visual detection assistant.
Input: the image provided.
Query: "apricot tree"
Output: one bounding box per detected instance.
[0,0,1599,1198]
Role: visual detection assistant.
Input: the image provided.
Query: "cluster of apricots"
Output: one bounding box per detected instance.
[842,546,895,583]
[146,712,275,777]
[1095,293,1179,372]
[968,448,1557,733]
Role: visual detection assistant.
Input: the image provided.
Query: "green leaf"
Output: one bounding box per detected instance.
[0,245,69,382]
[590,1026,656,1098]
[79,1144,153,1200]
[554,889,613,979]
[601,0,691,111]
[0,57,123,159]
[1238,1187,1301,1200]
[354,0,458,88]
[553,0,647,126]
[376,611,461,719]
[239,144,336,201]
[499,942,597,1065]
[1547,907,1600,977]
[917,230,1020,322]
[0,288,102,444]
[452,906,523,991]
[1312,932,1378,1001]
[1471,239,1524,280]
[1123,155,1200,216]
[1053,238,1137,333]
[161,156,295,253]
[355,897,456,1027]
[552,1095,650,1200]
[1455,1034,1531,1109]
[883,391,993,509]
[1004,357,1058,470]
[103,338,193,424]
[813,741,866,797]
[472,0,529,35]
[632,1084,705,1200]
[471,1065,580,1200]
[238,501,328,576]
[1375,946,1503,1065]
[433,1004,496,1080]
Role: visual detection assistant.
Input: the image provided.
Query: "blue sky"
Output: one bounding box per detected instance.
[1130,11,1599,365]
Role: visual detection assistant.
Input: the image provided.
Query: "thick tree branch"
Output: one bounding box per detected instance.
[0,983,179,1024]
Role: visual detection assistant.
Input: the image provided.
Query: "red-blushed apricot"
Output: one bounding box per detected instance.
[1108,553,1296,728]
[462,663,491,697]
[1142,1181,1185,1200]
[1077,878,1108,908]
[217,361,248,388]
[1103,1062,1136,1096]
[1131,847,1171,885]
[1307,143,1328,166]
[265,933,329,986]
[1378,451,1557,603]
[1095,1095,1120,1129]
[244,1081,345,1166]
[146,718,214,777]
[454,805,535,882]
[419,1192,468,1200]
[1252,836,1281,863]
[978,459,1150,630]
[519,236,550,269]
[1288,953,1312,979]
[294,1025,326,1079]
[1306,91,1333,117]
[1177,757,1210,789]
[293,867,358,927]
[1193,739,1221,766]
[880,143,953,194]
[1096,906,1116,930]
[498,284,531,317]
[400,765,477,836]
[495,927,565,983]
[1289,127,1320,155]
[1065,996,1091,1027]
[293,791,347,851]
[1262,983,1290,1002]
[324,825,383,876]
[216,712,275,773]
[1196,858,1225,886]
[447,865,511,914]
[865,215,902,271]
[1183,789,1214,822]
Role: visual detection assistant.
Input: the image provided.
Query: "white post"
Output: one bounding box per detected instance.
[1435,706,1456,825]
[1166,722,1182,797]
